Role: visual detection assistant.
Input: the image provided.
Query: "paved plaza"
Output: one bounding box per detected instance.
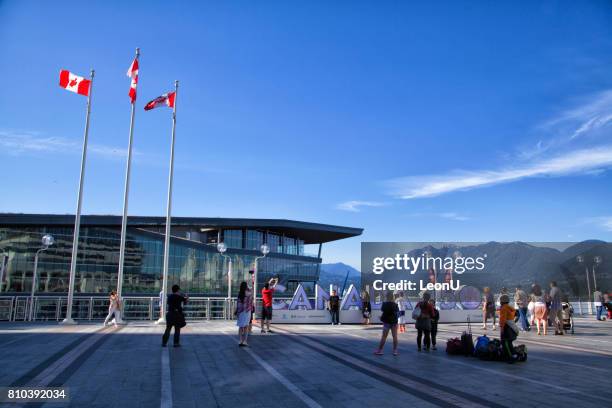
[0,317,611,408]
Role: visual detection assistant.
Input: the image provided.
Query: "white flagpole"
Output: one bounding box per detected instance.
[117,48,140,302]
[157,80,179,324]
[61,69,94,325]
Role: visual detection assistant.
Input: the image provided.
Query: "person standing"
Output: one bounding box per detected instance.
[236,281,253,347]
[415,292,435,352]
[532,284,548,335]
[361,290,372,325]
[103,290,122,327]
[549,281,564,335]
[514,285,530,331]
[261,277,278,333]
[162,285,188,347]
[429,299,440,350]
[158,289,164,320]
[594,289,604,320]
[482,287,496,330]
[328,290,341,325]
[396,292,407,333]
[374,292,400,356]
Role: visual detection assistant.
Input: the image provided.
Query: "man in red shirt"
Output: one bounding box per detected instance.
[261,277,278,333]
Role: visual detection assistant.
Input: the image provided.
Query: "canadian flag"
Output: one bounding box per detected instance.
[144,92,176,111]
[127,58,139,103]
[59,70,91,96]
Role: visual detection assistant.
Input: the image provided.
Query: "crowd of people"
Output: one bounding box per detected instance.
[98,277,610,351]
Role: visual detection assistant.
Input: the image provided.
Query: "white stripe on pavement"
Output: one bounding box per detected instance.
[221,330,322,408]
[160,347,172,408]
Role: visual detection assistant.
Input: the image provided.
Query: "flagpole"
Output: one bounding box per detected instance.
[61,69,94,325]
[117,48,140,304]
[157,80,179,324]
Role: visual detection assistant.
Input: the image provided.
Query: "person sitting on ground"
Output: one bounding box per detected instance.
[162,285,188,347]
[429,299,440,350]
[328,290,341,325]
[361,290,372,325]
[415,292,435,352]
[261,277,278,333]
[374,291,400,356]
[499,294,518,363]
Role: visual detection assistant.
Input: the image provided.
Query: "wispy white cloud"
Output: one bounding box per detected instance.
[583,216,612,232]
[336,200,386,212]
[410,212,470,221]
[387,145,612,199]
[0,130,129,159]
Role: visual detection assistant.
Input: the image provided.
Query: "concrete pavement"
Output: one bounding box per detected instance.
[0,317,610,407]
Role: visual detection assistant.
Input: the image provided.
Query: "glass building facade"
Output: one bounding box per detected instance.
[0,215,362,297]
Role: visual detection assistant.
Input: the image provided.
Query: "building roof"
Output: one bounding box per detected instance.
[0,213,363,244]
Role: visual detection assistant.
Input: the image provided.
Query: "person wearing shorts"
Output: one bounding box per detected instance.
[261,277,278,333]
[374,291,400,356]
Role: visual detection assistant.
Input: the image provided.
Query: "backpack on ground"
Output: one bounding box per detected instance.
[515,344,528,362]
[461,317,474,356]
[446,337,463,355]
[486,339,503,361]
[474,335,490,359]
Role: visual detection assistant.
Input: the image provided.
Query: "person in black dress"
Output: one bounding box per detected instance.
[162,284,188,347]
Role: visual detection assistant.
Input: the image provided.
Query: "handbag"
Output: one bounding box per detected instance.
[506,320,519,338]
[411,305,422,320]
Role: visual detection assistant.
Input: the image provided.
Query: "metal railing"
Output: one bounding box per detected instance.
[0,295,602,322]
[0,295,236,322]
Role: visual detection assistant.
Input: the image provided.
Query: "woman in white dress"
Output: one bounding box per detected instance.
[235,281,253,347]
[396,292,407,333]
[103,290,122,327]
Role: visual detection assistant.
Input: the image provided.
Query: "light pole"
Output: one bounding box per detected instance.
[0,231,7,293]
[593,256,602,292]
[252,244,270,320]
[29,234,55,321]
[577,256,591,314]
[217,242,233,316]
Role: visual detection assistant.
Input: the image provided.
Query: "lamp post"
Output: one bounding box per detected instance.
[0,232,7,293]
[593,256,602,292]
[577,256,591,314]
[217,242,233,316]
[29,234,54,321]
[252,244,270,319]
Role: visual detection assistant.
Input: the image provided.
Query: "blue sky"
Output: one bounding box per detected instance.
[2,1,612,269]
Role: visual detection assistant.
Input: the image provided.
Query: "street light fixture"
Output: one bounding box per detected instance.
[252,243,270,319]
[29,234,55,321]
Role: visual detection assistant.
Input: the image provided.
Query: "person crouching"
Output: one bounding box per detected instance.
[499,294,518,363]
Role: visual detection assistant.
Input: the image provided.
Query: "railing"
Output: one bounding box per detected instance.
[0,296,236,322]
[0,296,602,322]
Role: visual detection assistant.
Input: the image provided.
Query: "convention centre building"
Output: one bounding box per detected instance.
[0,213,362,297]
